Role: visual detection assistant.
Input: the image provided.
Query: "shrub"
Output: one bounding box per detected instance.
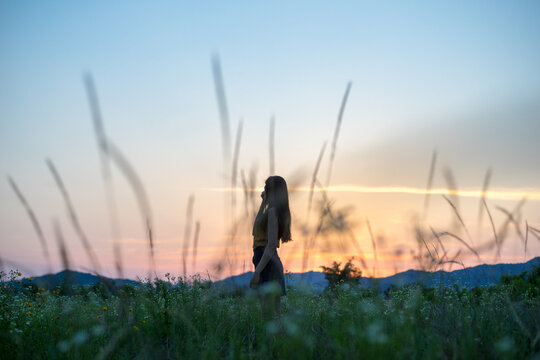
[320,257,362,289]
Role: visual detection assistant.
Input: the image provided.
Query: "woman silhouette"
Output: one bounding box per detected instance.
[249,175,291,319]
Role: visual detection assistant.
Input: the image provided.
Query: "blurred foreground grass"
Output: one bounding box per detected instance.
[1,268,539,359]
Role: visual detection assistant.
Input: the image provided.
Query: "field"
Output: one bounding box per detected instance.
[4,2,540,359]
[2,75,540,358]
[1,268,539,359]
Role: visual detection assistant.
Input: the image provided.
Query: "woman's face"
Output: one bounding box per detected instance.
[261,184,268,202]
[263,183,273,204]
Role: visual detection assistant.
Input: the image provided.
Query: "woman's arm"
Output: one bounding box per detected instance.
[250,208,279,287]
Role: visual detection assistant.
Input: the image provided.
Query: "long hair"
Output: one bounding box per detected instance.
[265,176,292,242]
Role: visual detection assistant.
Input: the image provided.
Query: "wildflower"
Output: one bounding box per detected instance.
[36,292,41,296]
[16,281,22,283]
[17,272,21,276]
[366,321,388,344]
[133,325,140,331]
[129,307,134,312]
[28,278,34,281]
[495,336,514,352]
[103,306,108,311]
[91,325,105,336]
[265,320,280,334]
[28,302,32,307]
[57,340,69,352]
[72,331,88,345]
[27,311,33,315]
[97,314,103,319]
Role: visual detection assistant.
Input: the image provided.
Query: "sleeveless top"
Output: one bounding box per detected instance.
[252,207,280,249]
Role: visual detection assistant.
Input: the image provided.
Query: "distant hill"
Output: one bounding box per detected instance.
[360,256,540,292]
[7,257,538,292]
[12,270,139,289]
[217,257,540,293]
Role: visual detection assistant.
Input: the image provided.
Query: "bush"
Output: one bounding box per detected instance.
[320,257,362,289]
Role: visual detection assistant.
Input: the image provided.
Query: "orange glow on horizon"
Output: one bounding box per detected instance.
[203,185,540,201]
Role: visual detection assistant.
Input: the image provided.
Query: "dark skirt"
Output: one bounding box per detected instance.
[252,246,286,296]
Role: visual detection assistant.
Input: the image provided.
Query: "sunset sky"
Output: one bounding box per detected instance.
[1,1,539,280]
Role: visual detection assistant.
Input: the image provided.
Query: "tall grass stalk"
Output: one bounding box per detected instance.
[192,221,201,271]
[106,141,156,279]
[437,231,480,261]
[482,199,499,255]
[526,225,540,244]
[7,176,52,273]
[366,218,378,277]
[231,120,243,214]
[423,150,437,219]
[325,82,352,187]
[53,220,70,272]
[477,167,492,226]
[182,195,195,278]
[211,54,232,165]
[495,206,526,244]
[46,159,101,274]
[442,194,472,244]
[307,142,327,218]
[494,198,526,259]
[83,73,123,278]
[442,168,461,233]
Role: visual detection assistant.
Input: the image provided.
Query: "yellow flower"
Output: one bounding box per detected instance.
[129,307,134,312]
[28,278,34,281]
[36,292,41,296]
[16,280,22,283]
[17,272,21,276]
[27,311,33,315]
[97,314,103,319]
[28,302,32,307]
[133,325,140,331]
[103,306,108,311]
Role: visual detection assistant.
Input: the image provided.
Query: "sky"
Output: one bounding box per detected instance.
[1,1,539,280]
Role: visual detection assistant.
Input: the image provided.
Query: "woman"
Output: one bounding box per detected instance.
[249,175,291,320]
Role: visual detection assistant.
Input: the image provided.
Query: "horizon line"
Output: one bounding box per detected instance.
[202,185,540,201]
[13,255,539,282]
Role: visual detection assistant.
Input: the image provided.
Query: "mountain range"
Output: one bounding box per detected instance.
[9,257,539,293]
[11,269,138,289]
[216,256,540,293]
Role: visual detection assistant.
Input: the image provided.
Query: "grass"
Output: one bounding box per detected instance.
[3,58,540,359]
[1,269,539,359]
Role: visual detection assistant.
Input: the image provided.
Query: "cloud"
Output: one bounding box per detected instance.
[337,97,540,189]
[203,185,540,201]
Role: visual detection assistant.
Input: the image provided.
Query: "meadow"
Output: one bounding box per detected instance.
[3,64,540,359]
[1,266,539,359]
